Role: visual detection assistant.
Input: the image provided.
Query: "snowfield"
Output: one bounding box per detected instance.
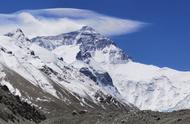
[97,61,190,111]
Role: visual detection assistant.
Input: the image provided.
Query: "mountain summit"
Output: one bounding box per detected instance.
[32,26,129,64]
[79,26,97,34]
[5,28,31,46]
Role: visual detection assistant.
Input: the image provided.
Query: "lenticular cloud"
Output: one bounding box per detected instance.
[0,8,145,38]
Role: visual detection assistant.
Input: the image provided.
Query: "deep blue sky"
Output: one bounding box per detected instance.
[0,0,190,71]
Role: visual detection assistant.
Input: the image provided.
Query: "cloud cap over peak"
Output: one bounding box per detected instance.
[0,8,146,38]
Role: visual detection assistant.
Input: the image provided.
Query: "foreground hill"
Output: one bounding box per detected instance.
[40,110,190,124]
[0,84,45,124]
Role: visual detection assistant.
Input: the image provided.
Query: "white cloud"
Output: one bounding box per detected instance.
[0,8,145,38]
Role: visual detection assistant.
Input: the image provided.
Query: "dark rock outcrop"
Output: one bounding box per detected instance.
[79,67,114,87]
[0,84,46,123]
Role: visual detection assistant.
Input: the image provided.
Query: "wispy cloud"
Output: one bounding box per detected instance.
[0,8,146,38]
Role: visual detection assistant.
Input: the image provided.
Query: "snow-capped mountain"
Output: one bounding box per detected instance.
[32,26,190,112]
[0,29,136,118]
[32,26,129,64]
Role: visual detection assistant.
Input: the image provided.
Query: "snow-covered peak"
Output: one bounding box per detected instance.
[79,26,97,34]
[32,26,130,64]
[5,28,31,46]
[5,28,25,40]
[15,28,25,36]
